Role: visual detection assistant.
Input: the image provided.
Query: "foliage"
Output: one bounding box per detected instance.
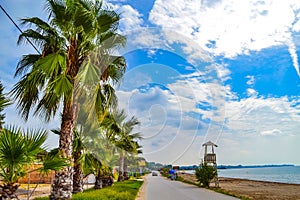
[34,180,143,200]
[0,126,68,199]
[159,168,170,178]
[12,0,127,121]
[195,162,218,188]
[0,81,11,129]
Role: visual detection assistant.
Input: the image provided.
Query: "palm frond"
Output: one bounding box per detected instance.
[15,54,41,77]
[0,126,50,183]
[10,75,40,121]
[17,29,46,48]
[38,153,69,175]
[46,0,67,24]
[24,129,48,157]
[33,90,61,121]
[20,17,56,36]
[97,10,120,34]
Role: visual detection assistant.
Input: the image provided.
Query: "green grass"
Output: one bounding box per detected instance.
[34,180,143,200]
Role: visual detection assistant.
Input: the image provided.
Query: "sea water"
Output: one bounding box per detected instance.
[217,166,300,184]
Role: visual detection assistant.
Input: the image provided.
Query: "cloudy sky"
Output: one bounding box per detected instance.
[1,0,300,166]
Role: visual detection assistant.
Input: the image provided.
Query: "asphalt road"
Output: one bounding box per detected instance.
[145,173,239,200]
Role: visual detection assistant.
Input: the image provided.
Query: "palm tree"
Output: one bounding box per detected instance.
[110,110,142,182]
[0,81,11,130]
[82,127,118,189]
[117,136,142,181]
[71,88,120,193]
[0,126,68,199]
[11,1,126,198]
[79,151,113,190]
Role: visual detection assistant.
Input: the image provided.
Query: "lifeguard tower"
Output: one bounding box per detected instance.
[202,141,219,187]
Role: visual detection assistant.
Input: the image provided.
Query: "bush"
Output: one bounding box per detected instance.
[34,180,143,200]
[195,162,217,188]
[159,168,170,177]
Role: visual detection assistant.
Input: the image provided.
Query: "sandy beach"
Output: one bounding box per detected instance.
[178,173,300,200]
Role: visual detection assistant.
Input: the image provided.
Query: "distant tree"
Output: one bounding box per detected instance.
[195,162,217,188]
[111,110,141,182]
[0,81,11,129]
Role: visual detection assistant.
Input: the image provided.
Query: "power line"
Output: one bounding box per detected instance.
[0,4,41,54]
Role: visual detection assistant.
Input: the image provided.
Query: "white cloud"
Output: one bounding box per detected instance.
[247,88,258,97]
[149,0,300,75]
[147,48,157,58]
[246,75,255,85]
[117,68,300,164]
[118,5,144,33]
[224,96,300,137]
[261,128,282,136]
[286,35,300,76]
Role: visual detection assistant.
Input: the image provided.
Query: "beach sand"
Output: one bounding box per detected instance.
[178,173,300,200]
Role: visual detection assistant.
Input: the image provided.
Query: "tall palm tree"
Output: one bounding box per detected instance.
[11,1,126,198]
[0,81,11,130]
[0,127,68,199]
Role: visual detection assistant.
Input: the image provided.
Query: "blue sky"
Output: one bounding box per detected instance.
[1,0,300,165]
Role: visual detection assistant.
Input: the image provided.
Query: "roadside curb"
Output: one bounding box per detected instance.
[136,175,147,200]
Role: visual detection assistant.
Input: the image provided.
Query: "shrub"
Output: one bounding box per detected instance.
[195,162,217,188]
[34,180,143,200]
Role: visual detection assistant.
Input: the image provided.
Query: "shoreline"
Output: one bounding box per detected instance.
[178,173,300,200]
[219,176,300,186]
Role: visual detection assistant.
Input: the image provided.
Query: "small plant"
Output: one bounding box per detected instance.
[159,168,170,177]
[195,162,217,188]
[0,127,68,199]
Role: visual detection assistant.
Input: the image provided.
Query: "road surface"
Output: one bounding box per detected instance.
[145,173,239,200]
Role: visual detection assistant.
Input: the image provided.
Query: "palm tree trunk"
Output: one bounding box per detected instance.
[124,156,129,180]
[94,171,103,189]
[50,100,74,200]
[0,183,19,199]
[72,150,83,194]
[118,150,124,182]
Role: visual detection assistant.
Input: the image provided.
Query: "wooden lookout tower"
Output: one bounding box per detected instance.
[202,141,219,187]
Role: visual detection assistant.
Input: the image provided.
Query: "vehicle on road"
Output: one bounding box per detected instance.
[152,171,158,176]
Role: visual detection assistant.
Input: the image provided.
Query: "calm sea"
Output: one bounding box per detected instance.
[217,166,300,184]
[185,166,300,184]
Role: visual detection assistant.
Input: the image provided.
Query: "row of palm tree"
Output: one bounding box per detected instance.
[1,82,141,199]
[8,0,141,199]
[71,108,142,193]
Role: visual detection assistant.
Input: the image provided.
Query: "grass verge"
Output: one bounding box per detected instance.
[34,180,143,200]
